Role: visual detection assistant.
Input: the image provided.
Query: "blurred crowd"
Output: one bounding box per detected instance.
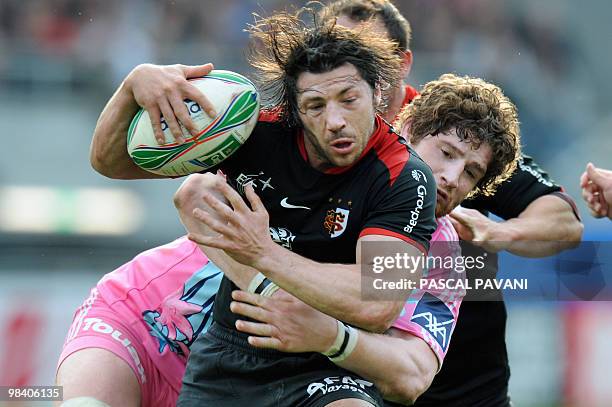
[0,1,583,90]
[0,0,609,226]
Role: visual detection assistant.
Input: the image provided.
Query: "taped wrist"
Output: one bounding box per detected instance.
[247,272,280,297]
[322,320,359,362]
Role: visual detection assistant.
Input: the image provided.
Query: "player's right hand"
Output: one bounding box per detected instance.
[125,63,217,144]
[580,163,612,219]
[231,289,339,354]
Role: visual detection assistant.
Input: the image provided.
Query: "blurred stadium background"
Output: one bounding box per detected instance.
[0,0,610,406]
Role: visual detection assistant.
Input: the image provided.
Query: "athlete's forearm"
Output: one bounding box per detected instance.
[90,79,162,179]
[254,243,414,333]
[231,290,437,404]
[175,174,419,331]
[492,195,583,257]
[174,175,258,289]
[332,328,437,405]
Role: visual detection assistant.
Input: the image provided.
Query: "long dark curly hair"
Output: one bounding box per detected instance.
[247,5,402,127]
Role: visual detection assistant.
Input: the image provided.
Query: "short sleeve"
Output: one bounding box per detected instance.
[391,217,463,370]
[463,154,563,219]
[359,155,437,254]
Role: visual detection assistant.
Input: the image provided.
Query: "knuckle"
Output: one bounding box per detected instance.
[161,83,175,94]
[185,82,200,93]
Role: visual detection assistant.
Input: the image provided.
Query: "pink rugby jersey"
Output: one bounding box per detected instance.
[91,219,461,389]
[96,236,223,390]
[392,216,463,369]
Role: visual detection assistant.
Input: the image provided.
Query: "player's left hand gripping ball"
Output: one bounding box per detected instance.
[127,70,260,176]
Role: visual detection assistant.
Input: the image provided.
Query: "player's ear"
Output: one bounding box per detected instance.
[374,84,382,107]
[400,119,412,142]
[400,50,413,78]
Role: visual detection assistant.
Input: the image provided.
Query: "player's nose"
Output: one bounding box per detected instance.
[441,166,460,190]
[326,103,347,133]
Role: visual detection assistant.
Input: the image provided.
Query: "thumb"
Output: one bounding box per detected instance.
[448,216,474,241]
[448,215,464,231]
[579,171,589,188]
[181,63,214,79]
[586,163,604,184]
[449,207,472,224]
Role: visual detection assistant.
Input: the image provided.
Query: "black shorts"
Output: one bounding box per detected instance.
[178,322,385,407]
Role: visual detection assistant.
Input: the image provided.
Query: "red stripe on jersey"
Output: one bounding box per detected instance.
[359,227,428,255]
[258,108,283,123]
[392,84,420,123]
[403,84,419,108]
[372,126,409,187]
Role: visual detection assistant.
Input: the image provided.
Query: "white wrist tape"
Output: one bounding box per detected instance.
[247,272,266,294]
[329,325,359,362]
[322,320,346,357]
[247,272,280,298]
[260,281,280,297]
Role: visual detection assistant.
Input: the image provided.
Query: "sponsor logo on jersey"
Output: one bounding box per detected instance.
[410,292,454,352]
[412,169,428,183]
[306,376,374,398]
[80,317,147,383]
[269,226,296,249]
[404,184,427,233]
[518,158,554,187]
[280,197,311,210]
[142,262,222,357]
[235,171,274,194]
[324,208,350,238]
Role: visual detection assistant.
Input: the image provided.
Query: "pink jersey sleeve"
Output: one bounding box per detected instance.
[96,235,220,322]
[391,216,464,370]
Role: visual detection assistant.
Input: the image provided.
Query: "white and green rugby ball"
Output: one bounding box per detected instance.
[127,70,260,176]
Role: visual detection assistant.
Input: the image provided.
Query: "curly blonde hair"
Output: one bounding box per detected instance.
[395,73,521,197]
[247,5,402,127]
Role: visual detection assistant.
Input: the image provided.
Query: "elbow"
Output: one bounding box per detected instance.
[387,367,435,405]
[173,175,199,212]
[89,140,126,179]
[356,303,403,333]
[568,220,584,244]
[173,172,220,212]
[558,219,584,251]
[90,148,114,178]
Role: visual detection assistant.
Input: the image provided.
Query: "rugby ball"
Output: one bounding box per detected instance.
[127,70,260,176]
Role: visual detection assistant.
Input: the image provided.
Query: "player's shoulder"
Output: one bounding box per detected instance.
[132,235,207,270]
[369,120,434,188]
[405,144,433,174]
[97,236,210,295]
[511,153,559,188]
[393,144,435,191]
[249,108,295,141]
